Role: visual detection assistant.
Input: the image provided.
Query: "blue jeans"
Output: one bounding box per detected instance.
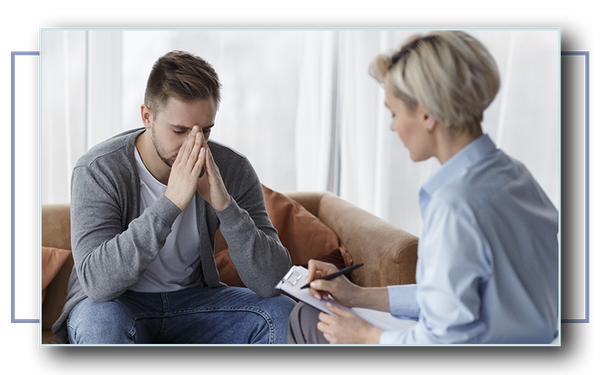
[67,286,296,344]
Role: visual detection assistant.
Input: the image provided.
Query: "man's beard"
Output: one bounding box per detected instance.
[150,125,175,168]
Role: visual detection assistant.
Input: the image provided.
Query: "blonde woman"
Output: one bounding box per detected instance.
[288,31,558,345]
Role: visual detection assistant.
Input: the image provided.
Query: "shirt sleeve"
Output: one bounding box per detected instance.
[380,203,493,344]
[387,284,419,319]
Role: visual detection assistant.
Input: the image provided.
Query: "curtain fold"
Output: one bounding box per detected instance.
[338,30,390,214]
[41,31,86,205]
[294,31,338,192]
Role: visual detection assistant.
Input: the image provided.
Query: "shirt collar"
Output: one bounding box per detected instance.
[419,134,497,209]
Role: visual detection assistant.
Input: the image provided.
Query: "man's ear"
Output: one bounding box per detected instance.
[141,104,153,129]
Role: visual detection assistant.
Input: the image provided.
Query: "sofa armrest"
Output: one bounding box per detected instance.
[41,204,72,340]
[285,191,418,288]
[42,204,72,251]
[282,191,324,217]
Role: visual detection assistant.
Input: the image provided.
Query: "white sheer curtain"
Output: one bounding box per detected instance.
[40,31,86,206]
[294,31,338,192]
[41,29,559,237]
[336,29,559,235]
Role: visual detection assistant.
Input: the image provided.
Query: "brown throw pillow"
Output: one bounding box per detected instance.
[216,185,349,287]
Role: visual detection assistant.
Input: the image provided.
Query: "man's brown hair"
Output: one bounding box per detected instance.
[144,50,221,115]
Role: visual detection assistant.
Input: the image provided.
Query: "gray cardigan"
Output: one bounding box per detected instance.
[52,128,292,343]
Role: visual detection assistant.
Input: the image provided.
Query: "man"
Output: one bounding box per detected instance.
[51,50,296,344]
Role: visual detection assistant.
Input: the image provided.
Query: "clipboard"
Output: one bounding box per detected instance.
[276,265,353,315]
[276,266,417,332]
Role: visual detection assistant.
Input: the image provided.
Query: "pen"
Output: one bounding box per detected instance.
[300,263,364,289]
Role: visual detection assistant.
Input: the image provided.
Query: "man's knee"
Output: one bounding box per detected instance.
[261,294,297,320]
[252,294,296,344]
[67,298,134,344]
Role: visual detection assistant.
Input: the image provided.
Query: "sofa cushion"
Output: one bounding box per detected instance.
[215,185,349,287]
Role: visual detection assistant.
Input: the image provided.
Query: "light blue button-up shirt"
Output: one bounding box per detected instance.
[380,134,558,344]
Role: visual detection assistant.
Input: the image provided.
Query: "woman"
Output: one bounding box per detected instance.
[287,30,558,345]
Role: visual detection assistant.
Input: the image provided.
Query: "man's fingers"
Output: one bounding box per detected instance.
[203,142,222,180]
[175,126,199,165]
[194,147,206,176]
[164,126,203,211]
[186,131,203,170]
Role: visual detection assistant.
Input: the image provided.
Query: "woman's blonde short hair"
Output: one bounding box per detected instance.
[369,31,500,134]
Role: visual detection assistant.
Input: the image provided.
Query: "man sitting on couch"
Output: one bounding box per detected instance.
[51,50,296,344]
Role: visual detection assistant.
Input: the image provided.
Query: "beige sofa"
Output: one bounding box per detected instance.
[41,190,418,344]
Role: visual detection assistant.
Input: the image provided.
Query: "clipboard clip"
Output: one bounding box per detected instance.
[281,268,303,286]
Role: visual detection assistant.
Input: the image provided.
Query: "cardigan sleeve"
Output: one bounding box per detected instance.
[70,163,182,302]
[213,146,292,298]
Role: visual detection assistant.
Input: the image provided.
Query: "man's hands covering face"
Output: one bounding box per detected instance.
[195,129,232,212]
[164,126,231,212]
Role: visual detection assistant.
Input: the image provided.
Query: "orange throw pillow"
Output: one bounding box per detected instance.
[216,185,346,287]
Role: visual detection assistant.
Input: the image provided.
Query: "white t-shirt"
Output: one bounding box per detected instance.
[128,148,203,292]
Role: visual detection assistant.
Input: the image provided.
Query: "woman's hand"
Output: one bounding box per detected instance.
[305,259,363,308]
[317,303,384,344]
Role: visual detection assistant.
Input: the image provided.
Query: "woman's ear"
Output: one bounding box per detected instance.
[420,109,437,134]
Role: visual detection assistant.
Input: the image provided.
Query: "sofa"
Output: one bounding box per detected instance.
[41,187,419,344]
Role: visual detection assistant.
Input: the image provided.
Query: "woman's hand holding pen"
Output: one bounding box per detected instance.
[305,259,363,308]
[306,259,384,344]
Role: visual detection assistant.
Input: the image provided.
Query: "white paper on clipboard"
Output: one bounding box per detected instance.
[276,266,417,332]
